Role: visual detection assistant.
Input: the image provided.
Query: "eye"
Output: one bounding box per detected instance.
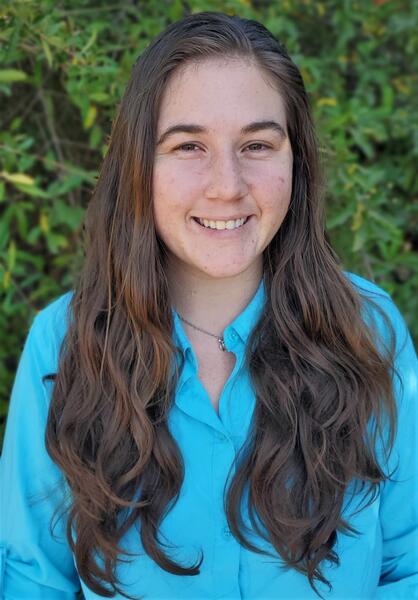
[245,142,270,152]
[175,143,201,152]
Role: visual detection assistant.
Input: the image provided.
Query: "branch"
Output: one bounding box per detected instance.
[37,87,77,205]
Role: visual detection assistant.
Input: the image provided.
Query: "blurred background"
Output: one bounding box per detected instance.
[1,0,417,441]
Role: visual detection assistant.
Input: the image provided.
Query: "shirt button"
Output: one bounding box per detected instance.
[215,431,227,441]
[223,526,232,540]
[230,331,237,340]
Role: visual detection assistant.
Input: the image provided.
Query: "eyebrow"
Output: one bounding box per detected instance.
[156,120,287,146]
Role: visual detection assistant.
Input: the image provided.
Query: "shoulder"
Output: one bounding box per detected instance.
[26,290,75,374]
[342,271,411,356]
[344,271,417,411]
[343,270,391,303]
[32,290,74,331]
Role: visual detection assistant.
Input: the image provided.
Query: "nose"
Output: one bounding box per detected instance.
[204,150,249,201]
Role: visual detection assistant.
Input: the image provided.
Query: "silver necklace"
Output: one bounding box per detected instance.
[178,314,226,351]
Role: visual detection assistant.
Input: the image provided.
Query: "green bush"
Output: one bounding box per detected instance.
[1,0,417,443]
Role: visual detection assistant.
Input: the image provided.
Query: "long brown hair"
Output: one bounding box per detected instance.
[44,12,397,599]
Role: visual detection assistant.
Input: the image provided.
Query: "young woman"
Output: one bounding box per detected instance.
[1,11,417,600]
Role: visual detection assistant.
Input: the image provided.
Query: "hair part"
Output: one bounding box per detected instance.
[44,11,397,599]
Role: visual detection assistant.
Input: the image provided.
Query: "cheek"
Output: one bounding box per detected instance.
[153,164,198,243]
[153,167,182,223]
[154,161,202,198]
[153,163,205,231]
[255,166,293,215]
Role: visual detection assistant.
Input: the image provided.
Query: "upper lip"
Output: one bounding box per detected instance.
[193,215,251,221]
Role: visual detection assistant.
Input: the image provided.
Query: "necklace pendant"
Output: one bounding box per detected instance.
[218,337,226,351]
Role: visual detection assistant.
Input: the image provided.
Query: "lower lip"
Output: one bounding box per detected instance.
[191,216,253,237]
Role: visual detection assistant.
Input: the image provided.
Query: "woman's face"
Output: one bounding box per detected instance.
[153,57,293,281]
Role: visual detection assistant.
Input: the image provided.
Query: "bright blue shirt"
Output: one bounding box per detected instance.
[1,272,417,599]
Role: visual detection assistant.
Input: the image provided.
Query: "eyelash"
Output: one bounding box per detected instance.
[174,142,271,153]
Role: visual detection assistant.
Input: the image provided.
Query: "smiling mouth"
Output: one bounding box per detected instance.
[192,216,250,230]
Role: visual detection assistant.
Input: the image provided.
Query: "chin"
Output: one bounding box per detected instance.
[197,263,253,280]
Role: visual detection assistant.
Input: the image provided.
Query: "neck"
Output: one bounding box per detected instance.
[167,260,263,336]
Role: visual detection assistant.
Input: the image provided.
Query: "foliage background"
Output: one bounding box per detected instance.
[1,0,417,444]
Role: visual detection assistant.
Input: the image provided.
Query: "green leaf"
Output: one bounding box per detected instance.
[89,125,102,149]
[326,204,354,229]
[26,226,41,244]
[0,171,34,185]
[0,69,28,83]
[0,220,9,249]
[41,38,53,68]
[50,199,84,230]
[14,183,51,199]
[368,210,401,237]
[89,92,110,103]
[352,229,366,252]
[45,232,69,254]
[7,240,17,271]
[83,105,97,129]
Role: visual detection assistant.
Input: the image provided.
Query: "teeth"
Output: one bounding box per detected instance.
[199,217,247,230]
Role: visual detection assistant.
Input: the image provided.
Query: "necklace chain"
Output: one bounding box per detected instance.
[177,314,226,351]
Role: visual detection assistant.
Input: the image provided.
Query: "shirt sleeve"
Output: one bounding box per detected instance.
[0,303,82,599]
[374,295,418,598]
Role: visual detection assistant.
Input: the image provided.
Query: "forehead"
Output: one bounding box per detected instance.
[157,57,287,129]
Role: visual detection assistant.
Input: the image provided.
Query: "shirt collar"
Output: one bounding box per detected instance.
[225,277,266,344]
[171,278,266,358]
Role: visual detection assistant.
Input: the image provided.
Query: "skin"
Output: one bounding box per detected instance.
[153,57,293,334]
